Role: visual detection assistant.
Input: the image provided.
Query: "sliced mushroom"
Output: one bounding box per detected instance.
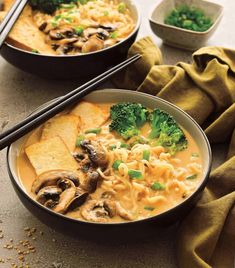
[115,202,134,221]
[57,37,78,45]
[81,200,116,222]
[52,180,76,214]
[83,28,109,39]
[36,186,62,205]
[49,27,75,40]
[80,140,108,168]
[66,188,89,212]
[80,170,100,193]
[104,39,117,48]
[39,21,47,31]
[99,24,117,32]
[31,170,80,194]
[81,36,104,53]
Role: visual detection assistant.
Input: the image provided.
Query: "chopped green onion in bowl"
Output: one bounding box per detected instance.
[164,4,213,32]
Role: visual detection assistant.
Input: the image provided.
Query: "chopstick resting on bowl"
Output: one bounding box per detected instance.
[0,53,141,150]
[0,0,28,48]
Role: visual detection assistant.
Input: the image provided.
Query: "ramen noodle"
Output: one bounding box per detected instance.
[17,101,203,223]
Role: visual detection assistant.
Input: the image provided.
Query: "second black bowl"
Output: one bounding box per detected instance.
[1,0,140,80]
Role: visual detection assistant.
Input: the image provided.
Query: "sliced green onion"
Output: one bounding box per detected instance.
[120,143,130,149]
[143,150,150,161]
[186,174,198,180]
[109,144,117,150]
[85,128,101,134]
[151,182,166,191]
[112,160,123,170]
[191,153,199,157]
[76,135,85,147]
[103,11,109,16]
[32,49,39,54]
[144,206,154,211]
[128,170,143,179]
[74,26,84,35]
[110,31,118,39]
[118,2,126,13]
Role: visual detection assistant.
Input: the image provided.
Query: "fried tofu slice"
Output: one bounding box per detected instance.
[70,101,109,132]
[41,115,79,152]
[0,2,56,55]
[25,136,78,176]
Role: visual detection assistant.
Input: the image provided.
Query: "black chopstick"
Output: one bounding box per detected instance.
[0,0,28,48]
[0,53,141,150]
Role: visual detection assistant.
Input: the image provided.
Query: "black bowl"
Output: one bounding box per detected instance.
[1,0,140,80]
[7,90,212,240]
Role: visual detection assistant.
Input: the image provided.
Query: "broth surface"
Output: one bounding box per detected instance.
[18,102,203,223]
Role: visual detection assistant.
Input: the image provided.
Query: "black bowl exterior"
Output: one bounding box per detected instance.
[0,29,139,80]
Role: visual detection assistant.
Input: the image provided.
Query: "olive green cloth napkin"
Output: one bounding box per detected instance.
[113,37,235,268]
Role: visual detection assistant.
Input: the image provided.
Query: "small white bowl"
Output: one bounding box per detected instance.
[149,0,223,50]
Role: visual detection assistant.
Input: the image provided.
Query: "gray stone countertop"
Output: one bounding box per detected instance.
[0,0,233,267]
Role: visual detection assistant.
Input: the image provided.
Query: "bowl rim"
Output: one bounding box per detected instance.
[7,89,212,226]
[148,0,224,35]
[3,0,141,58]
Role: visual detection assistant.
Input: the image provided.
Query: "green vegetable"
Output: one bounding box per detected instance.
[109,102,149,140]
[76,135,85,147]
[144,206,155,211]
[103,11,109,16]
[143,150,150,161]
[120,143,130,149]
[74,26,84,35]
[151,182,166,191]
[186,174,198,180]
[118,2,126,13]
[29,0,78,14]
[109,144,117,150]
[192,153,199,157]
[164,4,213,32]
[128,170,143,179]
[110,31,118,39]
[112,160,123,170]
[31,49,39,53]
[148,108,187,154]
[84,128,101,134]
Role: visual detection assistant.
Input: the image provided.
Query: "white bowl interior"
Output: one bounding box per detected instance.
[8,89,211,198]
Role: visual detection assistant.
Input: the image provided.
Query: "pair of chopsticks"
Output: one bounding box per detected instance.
[0,0,28,48]
[0,53,141,150]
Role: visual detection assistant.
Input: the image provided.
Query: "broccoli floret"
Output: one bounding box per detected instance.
[148,108,187,154]
[29,0,78,14]
[109,103,149,140]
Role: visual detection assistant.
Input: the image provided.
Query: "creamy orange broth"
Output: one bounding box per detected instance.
[17,103,202,222]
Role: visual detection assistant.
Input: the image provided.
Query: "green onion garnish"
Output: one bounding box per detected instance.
[128,170,143,179]
[191,153,199,157]
[151,182,166,191]
[109,144,117,150]
[103,11,109,16]
[144,206,154,211]
[76,135,85,147]
[186,174,198,180]
[110,31,118,39]
[118,2,126,13]
[74,26,84,35]
[143,150,150,161]
[120,143,130,149]
[112,160,123,170]
[85,128,101,134]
